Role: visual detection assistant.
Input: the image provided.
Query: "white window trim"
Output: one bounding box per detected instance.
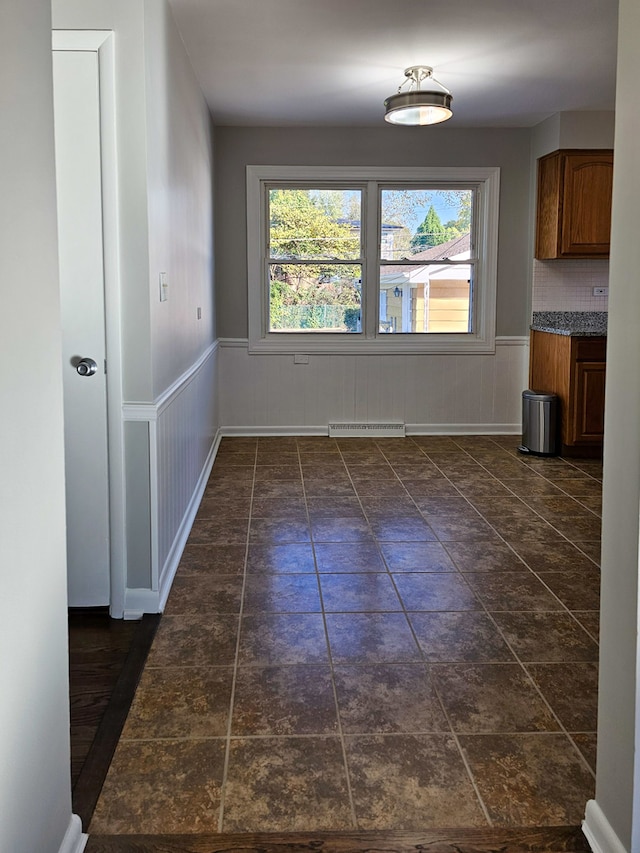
[247,165,500,355]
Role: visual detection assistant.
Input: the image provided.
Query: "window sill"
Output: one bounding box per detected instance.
[247,333,497,356]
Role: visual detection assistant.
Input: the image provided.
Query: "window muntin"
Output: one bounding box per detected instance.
[267,188,362,333]
[247,166,499,354]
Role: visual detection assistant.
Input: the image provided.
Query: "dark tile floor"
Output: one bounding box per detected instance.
[90,435,600,835]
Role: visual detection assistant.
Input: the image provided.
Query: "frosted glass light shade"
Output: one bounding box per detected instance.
[384,90,453,126]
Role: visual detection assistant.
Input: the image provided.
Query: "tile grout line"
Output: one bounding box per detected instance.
[394,438,599,784]
[427,672,495,828]
[90,437,600,834]
[361,443,497,829]
[439,439,599,780]
[483,458,601,633]
[445,554,599,782]
[197,437,598,831]
[216,439,258,833]
[113,727,597,743]
[379,442,564,819]
[323,439,371,830]
[338,438,495,828]
[424,445,601,633]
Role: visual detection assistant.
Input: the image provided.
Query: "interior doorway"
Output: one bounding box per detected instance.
[53,31,125,615]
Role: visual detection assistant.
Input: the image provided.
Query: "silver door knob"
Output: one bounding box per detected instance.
[76,357,98,377]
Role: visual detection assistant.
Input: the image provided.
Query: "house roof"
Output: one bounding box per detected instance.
[397,232,471,262]
[381,233,471,281]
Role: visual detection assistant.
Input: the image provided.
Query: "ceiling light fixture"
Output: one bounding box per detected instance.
[384,65,453,126]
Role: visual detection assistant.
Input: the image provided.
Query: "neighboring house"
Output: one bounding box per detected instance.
[379,233,472,333]
[2,1,640,853]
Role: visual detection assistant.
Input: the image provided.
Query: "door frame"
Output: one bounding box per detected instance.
[53,30,126,618]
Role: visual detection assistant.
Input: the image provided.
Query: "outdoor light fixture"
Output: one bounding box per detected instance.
[384,66,453,126]
[393,286,402,298]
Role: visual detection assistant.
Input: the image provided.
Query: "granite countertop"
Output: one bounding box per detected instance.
[530,311,608,336]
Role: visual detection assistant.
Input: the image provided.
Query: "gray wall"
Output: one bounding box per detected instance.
[214,126,532,339]
[53,0,216,403]
[0,1,75,850]
[53,0,153,401]
[144,0,216,398]
[53,0,218,605]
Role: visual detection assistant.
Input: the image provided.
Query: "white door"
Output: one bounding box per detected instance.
[53,50,110,606]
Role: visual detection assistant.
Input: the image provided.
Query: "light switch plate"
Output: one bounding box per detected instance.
[159,272,168,302]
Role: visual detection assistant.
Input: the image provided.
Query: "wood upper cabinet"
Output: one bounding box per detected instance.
[529,330,606,456]
[535,149,613,259]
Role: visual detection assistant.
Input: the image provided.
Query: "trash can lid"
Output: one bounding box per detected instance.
[523,389,557,402]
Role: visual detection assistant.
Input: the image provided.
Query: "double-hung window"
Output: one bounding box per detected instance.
[247,166,499,354]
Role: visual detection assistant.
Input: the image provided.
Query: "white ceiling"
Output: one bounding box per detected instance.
[167,0,619,128]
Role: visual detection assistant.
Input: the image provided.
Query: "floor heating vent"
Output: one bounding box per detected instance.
[328,422,406,438]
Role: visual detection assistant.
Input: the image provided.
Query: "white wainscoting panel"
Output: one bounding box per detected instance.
[155,344,219,588]
[218,338,528,433]
[122,342,219,613]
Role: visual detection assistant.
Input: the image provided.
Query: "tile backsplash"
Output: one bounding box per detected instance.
[532,259,609,312]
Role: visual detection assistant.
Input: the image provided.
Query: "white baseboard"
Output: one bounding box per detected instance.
[220,424,521,437]
[583,799,629,853]
[58,815,87,853]
[221,425,328,436]
[157,429,222,612]
[406,423,521,435]
[123,587,160,618]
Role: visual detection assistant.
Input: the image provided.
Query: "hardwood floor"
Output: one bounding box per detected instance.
[85,826,592,852]
[68,609,160,828]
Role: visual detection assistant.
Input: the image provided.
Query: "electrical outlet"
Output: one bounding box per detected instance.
[593,286,608,296]
[294,353,309,364]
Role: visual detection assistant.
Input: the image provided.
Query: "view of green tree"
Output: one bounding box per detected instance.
[410,204,446,250]
[442,190,472,234]
[381,189,472,258]
[409,192,473,252]
[268,189,361,331]
[269,189,359,260]
[310,189,359,222]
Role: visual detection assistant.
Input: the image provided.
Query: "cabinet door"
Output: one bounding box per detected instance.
[561,153,613,256]
[571,361,606,444]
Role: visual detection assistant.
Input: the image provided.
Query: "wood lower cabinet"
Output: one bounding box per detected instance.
[529,330,606,456]
[572,359,606,444]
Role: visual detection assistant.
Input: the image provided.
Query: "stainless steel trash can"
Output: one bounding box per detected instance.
[518,389,558,456]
